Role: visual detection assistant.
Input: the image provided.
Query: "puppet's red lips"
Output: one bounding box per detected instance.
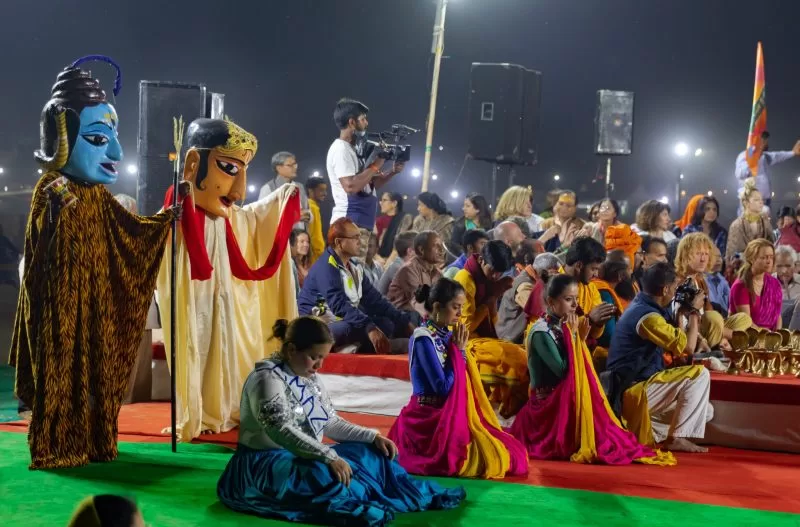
[219,197,233,207]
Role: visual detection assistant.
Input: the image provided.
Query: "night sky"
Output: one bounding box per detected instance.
[2,0,800,224]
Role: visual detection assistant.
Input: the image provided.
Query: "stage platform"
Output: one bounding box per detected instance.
[317,353,800,454]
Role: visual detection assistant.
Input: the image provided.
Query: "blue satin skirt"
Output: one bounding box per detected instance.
[217,443,466,526]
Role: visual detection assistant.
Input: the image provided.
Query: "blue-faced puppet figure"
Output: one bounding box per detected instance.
[34,56,125,187]
[10,55,177,470]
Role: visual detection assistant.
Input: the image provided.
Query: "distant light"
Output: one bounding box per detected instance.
[438,145,444,151]
[411,168,421,178]
[553,174,561,181]
[403,195,408,200]
[772,192,776,198]
[680,190,687,197]
[723,189,729,194]
[679,173,685,180]
[450,190,459,198]
[126,163,137,175]
[797,175,800,183]
[674,142,689,157]
[707,190,713,196]
[37,168,43,175]
[659,196,669,204]
[2,186,6,192]
[432,174,438,180]
[247,184,256,193]
[312,171,320,178]
[0,167,4,174]
[694,148,703,157]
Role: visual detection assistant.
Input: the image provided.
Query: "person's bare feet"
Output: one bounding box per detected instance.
[663,437,708,453]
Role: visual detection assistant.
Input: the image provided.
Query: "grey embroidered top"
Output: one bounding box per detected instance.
[238,360,378,463]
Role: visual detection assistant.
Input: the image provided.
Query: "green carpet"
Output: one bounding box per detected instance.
[0,366,19,422]
[0,433,796,526]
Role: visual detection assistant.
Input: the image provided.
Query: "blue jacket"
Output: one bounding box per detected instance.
[298,247,405,331]
[607,292,670,383]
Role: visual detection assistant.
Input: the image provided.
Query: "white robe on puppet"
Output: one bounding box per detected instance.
[157,183,299,441]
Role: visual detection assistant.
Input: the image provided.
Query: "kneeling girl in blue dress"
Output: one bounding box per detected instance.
[217,316,465,526]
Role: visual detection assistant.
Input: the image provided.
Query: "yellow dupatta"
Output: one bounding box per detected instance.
[567,323,676,465]
[458,352,514,478]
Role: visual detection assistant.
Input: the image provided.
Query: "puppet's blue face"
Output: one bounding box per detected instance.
[62,103,123,185]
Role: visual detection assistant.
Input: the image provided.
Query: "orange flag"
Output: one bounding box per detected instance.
[745,42,767,177]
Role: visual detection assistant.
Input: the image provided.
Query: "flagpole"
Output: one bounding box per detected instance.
[421,0,448,193]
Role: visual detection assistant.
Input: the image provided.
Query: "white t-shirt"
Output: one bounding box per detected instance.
[326,138,377,230]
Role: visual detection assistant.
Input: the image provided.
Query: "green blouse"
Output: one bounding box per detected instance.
[526,318,568,389]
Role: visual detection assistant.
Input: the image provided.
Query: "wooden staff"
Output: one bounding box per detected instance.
[170,116,185,452]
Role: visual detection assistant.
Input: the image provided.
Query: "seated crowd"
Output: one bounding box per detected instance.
[287,178,800,433]
[216,144,800,524]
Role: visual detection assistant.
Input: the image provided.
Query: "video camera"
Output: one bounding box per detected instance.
[674,277,701,312]
[356,124,416,164]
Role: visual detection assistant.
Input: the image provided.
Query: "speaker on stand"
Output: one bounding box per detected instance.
[594,90,634,199]
[468,63,542,204]
[137,81,225,215]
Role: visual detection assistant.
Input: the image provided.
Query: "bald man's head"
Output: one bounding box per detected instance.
[494,221,525,253]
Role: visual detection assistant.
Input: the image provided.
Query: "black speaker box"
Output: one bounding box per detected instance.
[468,63,542,166]
[136,81,224,215]
[594,90,634,155]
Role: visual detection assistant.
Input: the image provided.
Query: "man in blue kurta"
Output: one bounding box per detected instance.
[606,263,712,453]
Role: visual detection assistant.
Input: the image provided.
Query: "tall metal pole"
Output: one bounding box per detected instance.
[604,157,612,198]
[421,0,448,192]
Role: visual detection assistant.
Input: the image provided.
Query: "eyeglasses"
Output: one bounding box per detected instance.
[338,235,361,241]
[283,162,298,168]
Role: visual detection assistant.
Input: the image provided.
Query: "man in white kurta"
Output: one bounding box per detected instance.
[156,118,299,442]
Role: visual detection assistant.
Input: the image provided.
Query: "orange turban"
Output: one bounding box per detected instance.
[605,224,642,266]
[676,194,704,231]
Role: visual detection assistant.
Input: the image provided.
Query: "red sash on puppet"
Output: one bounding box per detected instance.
[164,186,300,281]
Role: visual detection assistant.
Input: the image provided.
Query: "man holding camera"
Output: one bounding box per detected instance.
[327,98,405,254]
[605,262,713,453]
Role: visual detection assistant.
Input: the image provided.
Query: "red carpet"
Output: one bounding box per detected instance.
[3,402,800,514]
[320,353,411,380]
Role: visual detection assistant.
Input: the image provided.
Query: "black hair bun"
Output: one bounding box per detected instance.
[272,319,289,341]
[414,284,432,304]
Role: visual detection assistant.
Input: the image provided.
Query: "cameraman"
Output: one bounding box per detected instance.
[605,262,712,453]
[327,98,405,254]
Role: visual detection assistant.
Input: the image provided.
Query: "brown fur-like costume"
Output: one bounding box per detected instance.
[10,58,173,469]
[11,172,172,469]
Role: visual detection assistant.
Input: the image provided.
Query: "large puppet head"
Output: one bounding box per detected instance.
[35,56,123,185]
[183,118,258,218]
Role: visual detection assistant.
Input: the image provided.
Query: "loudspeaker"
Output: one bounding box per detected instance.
[468,63,542,166]
[594,90,634,155]
[136,81,224,215]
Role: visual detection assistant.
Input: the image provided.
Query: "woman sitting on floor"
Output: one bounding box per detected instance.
[389,279,528,479]
[730,239,783,331]
[217,316,465,526]
[509,274,674,466]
